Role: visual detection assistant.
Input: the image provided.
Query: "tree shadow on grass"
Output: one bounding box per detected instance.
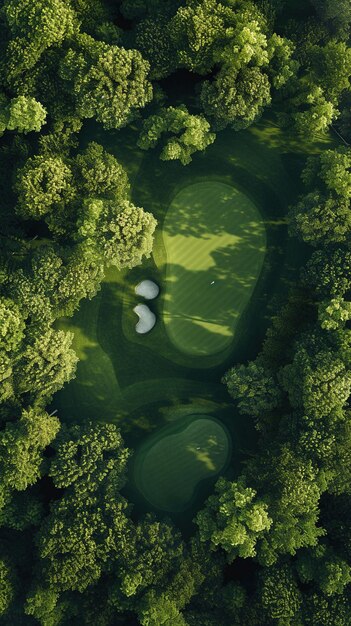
[161,178,281,239]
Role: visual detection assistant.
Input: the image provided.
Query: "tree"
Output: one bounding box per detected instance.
[137,591,187,626]
[3,0,76,84]
[0,353,14,404]
[259,564,302,622]
[77,198,156,269]
[288,148,351,245]
[169,0,236,75]
[54,245,105,317]
[49,422,130,492]
[318,298,351,331]
[0,298,25,353]
[291,85,336,136]
[249,445,326,566]
[14,154,75,222]
[134,15,177,80]
[0,490,44,531]
[9,245,105,321]
[15,327,78,402]
[3,0,76,48]
[138,105,215,165]
[0,407,59,497]
[201,65,272,130]
[297,544,351,596]
[302,249,351,297]
[73,141,130,198]
[302,148,351,199]
[311,0,351,38]
[223,361,282,424]
[0,559,14,616]
[116,514,184,599]
[35,423,131,593]
[169,0,294,130]
[281,346,351,418]
[289,193,351,245]
[59,36,153,129]
[195,477,272,562]
[0,95,47,134]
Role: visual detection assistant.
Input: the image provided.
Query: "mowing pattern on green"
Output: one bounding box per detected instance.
[135,417,230,512]
[163,182,266,356]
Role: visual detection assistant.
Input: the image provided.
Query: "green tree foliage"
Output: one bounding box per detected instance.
[133,16,177,80]
[302,248,351,297]
[195,477,272,561]
[73,141,130,198]
[201,65,272,131]
[78,198,156,268]
[138,105,215,164]
[259,563,302,622]
[3,0,76,85]
[318,298,351,330]
[223,360,282,425]
[169,0,295,130]
[1,0,351,622]
[297,544,351,596]
[301,592,351,626]
[14,154,76,222]
[0,95,47,134]
[0,490,44,530]
[281,344,351,418]
[170,0,237,75]
[34,423,131,593]
[250,444,326,566]
[289,148,351,245]
[0,408,59,508]
[0,353,14,404]
[289,193,351,245]
[281,40,351,135]
[60,35,153,129]
[0,559,14,616]
[311,0,351,38]
[9,245,104,321]
[0,297,25,352]
[15,328,78,402]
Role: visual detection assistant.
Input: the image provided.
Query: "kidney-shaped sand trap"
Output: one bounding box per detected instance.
[134,304,156,334]
[134,416,230,512]
[135,279,159,300]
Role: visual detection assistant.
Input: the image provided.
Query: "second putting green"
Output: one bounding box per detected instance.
[134,416,230,512]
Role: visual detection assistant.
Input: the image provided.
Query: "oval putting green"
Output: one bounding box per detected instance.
[134,416,230,512]
[163,181,266,356]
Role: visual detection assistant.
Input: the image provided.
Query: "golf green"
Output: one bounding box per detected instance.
[134,416,230,512]
[163,182,266,356]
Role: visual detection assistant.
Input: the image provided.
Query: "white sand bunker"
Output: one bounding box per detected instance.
[134,304,156,334]
[135,280,159,300]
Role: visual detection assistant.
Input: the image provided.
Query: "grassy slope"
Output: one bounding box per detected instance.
[163,182,266,356]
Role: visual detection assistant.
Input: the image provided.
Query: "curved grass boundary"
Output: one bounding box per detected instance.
[162,182,266,356]
[134,416,230,512]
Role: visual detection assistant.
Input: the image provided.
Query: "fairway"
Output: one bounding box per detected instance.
[163,182,266,356]
[134,416,230,512]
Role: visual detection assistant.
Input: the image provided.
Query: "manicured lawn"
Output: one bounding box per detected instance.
[163,182,266,356]
[134,416,230,512]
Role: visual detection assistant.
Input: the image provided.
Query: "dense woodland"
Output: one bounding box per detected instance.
[1,0,351,624]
